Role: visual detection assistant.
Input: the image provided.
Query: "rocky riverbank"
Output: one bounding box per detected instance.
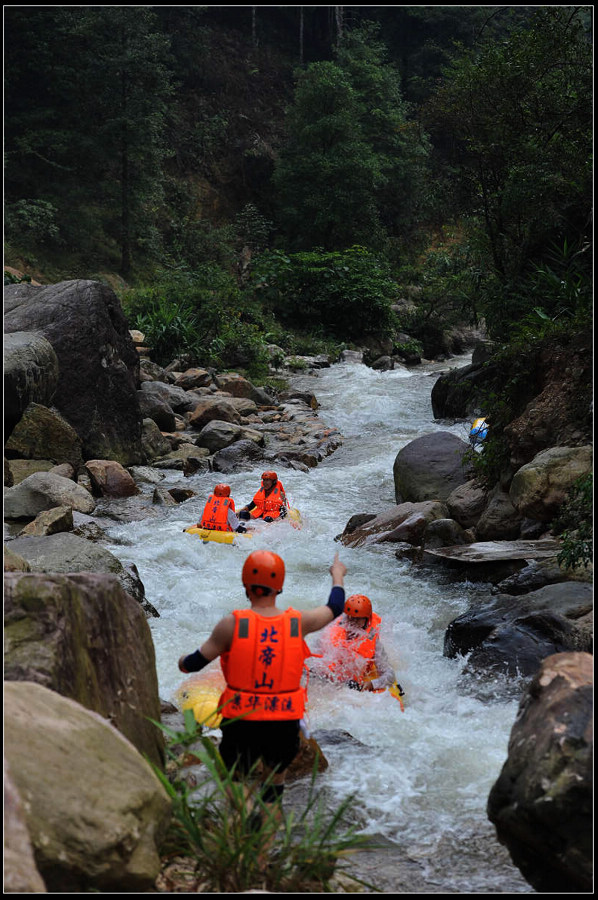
[4,279,592,893]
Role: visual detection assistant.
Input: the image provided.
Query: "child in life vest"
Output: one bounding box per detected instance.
[238,471,287,522]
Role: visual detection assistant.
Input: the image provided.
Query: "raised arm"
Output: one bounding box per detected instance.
[301,552,347,636]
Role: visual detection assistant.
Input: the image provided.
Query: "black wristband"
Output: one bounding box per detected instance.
[182,649,210,672]
[326,586,345,618]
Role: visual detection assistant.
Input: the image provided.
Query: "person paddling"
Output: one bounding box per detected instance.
[238,471,287,523]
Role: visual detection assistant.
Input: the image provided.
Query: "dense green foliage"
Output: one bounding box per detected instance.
[422,7,592,337]
[552,474,593,572]
[248,246,398,341]
[272,24,429,254]
[4,6,592,362]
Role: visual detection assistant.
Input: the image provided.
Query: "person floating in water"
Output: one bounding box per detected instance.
[238,471,287,523]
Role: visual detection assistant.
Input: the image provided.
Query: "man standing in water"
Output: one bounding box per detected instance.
[178,549,347,819]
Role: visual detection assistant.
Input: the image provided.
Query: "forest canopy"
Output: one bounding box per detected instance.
[4,5,592,358]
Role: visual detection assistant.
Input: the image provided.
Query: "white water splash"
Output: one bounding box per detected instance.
[104,356,531,892]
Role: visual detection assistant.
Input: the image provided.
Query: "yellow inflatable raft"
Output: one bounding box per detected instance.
[175,669,227,729]
[184,508,302,542]
[184,525,253,544]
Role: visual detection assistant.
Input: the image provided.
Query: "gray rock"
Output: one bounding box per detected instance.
[4,280,143,465]
[4,331,59,440]
[4,681,171,892]
[393,432,473,503]
[4,471,96,519]
[5,532,158,617]
[487,652,593,892]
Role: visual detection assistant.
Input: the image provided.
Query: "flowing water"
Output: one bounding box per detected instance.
[105,355,532,893]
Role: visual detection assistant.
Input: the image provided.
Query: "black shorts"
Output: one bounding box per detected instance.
[219,718,301,777]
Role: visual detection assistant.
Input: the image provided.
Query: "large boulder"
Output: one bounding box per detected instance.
[4,280,143,465]
[4,681,171,892]
[509,445,593,522]
[5,402,84,470]
[4,571,164,768]
[4,331,59,440]
[487,652,593,893]
[393,432,473,503]
[4,470,96,519]
[444,582,593,677]
[4,532,157,617]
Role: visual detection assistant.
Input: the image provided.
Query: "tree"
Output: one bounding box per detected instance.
[271,24,429,253]
[422,6,592,327]
[4,6,173,275]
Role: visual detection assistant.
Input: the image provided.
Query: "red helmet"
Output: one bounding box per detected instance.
[214,484,231,497]
[344,594,372,621]
[261,471,277,482]
[242,550,285,593]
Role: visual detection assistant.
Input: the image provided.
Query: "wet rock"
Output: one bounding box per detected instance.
[340,501,448,548]
[393,432,473,503]
[487,652,593,893]
[444,582,593,677]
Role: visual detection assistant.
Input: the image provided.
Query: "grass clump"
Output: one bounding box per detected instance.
[150,709,377,893]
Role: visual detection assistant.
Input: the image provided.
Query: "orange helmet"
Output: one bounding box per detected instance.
[261,471,277,482]
[242,550,285,593]
[344,594,372,621]
[214,484,231,497]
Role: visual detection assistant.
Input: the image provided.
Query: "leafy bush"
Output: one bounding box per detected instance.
[122,266,270,378]
[5,199,60,245]
[248,246,398,342]
[150,710,376,893]
[552,473,593,571]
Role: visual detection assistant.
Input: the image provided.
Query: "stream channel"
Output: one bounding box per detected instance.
[105,354,533,893]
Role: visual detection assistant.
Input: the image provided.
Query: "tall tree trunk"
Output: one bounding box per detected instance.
[252,6,257,49]
[120,68,131,276]
[335,6,344,50]
[299,6,304,64]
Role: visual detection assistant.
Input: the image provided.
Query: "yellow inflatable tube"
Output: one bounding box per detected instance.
[175,670,227,729]
[184,525,252,544]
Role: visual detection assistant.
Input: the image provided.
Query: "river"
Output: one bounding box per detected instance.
[104,354,532,893]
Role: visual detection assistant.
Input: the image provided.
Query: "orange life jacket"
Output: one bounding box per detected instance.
[326,613,383,688]
[200,495,235,532]
[219,608,309,720]
[250,481,286,519]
